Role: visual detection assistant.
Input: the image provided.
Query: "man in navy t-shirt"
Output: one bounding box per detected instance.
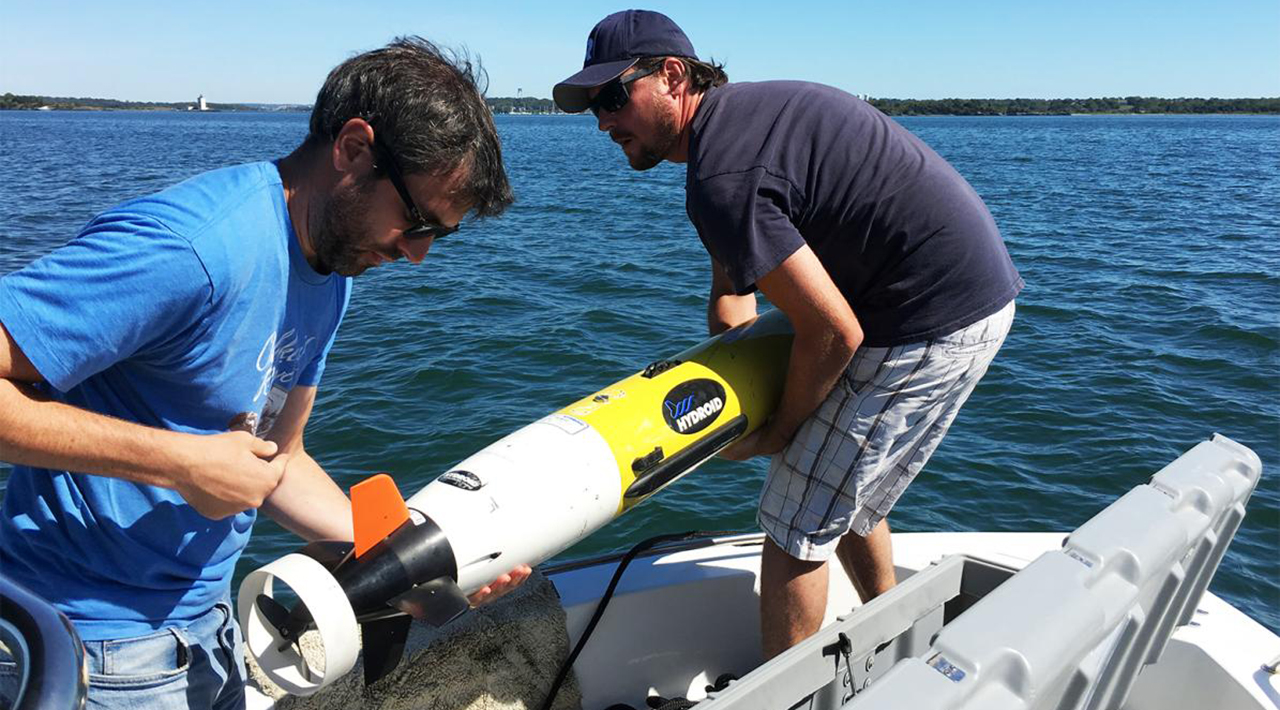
[0,38,526,708]
[556,11,1022,659]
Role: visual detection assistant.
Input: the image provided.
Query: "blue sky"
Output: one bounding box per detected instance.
[2,0,1277,103]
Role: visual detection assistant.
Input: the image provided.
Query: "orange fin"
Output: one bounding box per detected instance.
[350,474,411,558]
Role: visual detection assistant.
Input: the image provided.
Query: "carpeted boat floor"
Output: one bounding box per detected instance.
[246,570,582,710]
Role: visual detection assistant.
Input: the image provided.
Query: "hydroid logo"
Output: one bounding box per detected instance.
[666,395,695,419]
[662,379,727,434]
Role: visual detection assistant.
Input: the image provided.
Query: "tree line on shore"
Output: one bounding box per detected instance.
[486,95,1280,115]
[5,92,1277,116]
[868,96,1280,115]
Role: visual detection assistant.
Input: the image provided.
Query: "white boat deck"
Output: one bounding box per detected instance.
[551,531,1279,709]
[245,530,1279,709]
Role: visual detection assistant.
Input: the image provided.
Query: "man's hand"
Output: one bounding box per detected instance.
[719,425,790,461]
[174,431,289,520]
[466,564,533,607]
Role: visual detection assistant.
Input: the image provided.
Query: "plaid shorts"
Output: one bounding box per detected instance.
[757,300,1016,561]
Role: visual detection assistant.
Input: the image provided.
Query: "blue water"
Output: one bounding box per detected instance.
[1,111,1277,633]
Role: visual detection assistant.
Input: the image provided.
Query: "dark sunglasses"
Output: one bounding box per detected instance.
[372,136,459,241]
[588,65,660,117]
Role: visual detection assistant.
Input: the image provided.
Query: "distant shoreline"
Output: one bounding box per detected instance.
[866,97,1279,116]
[0,94,309,113]
[3,93,1277,116]
[488,95,1280,116]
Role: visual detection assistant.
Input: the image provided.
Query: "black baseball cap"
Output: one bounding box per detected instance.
[553,9,697,113]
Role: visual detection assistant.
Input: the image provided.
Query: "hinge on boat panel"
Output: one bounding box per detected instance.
[822,632,857,703]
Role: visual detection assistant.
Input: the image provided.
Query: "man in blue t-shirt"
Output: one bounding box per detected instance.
[555,11,1023,659]
[0,38,525,708]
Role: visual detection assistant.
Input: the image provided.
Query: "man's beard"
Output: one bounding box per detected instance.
[311,176,382,277]
[626,103,681,171]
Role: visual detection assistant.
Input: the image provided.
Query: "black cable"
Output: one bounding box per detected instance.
[538,530,743,710]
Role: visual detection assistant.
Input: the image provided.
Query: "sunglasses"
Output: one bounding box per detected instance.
[372,136,459,241]
[588,65,660,117]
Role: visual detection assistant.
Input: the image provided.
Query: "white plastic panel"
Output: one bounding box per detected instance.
[848,435,1263,710]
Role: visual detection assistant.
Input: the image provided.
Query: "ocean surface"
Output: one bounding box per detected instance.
[0,110,1276,634]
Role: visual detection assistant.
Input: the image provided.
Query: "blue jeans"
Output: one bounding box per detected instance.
[83,599,245,710]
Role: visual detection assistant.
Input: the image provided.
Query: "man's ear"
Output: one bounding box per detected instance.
[332,118,376,174]
[661,56,689,96]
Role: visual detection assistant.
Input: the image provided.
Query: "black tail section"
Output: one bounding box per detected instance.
[299,540,355,570]
[389,576,471,628]
[361,615,413,686]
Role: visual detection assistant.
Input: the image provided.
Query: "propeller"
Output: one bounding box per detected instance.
[255,593,315,653]
[252,540,352,655]
[239,551,363,696]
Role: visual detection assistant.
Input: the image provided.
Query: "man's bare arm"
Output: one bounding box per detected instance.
[720,245,862,459]
[0,320,287,519]
[707,257,758,335]
[259,385,354,542]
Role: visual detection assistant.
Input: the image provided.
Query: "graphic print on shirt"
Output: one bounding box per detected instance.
[252,328,319,435]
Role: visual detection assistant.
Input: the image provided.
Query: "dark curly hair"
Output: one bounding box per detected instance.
[307,37,513,217]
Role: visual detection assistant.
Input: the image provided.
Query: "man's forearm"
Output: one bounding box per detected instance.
[0,377,193,487]
[0,376,287,519]
[707,259,757,335]
[708,293,757,335]
[261,450,354,542]
[768,327,860,444]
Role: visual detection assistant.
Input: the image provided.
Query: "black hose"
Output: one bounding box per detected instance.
[538,530,742,710]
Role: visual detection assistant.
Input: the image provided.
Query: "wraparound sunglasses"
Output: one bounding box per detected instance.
[588,65,660,117]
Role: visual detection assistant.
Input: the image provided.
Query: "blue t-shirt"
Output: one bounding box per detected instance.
[686,81,1023,346]
[0,161,351,640]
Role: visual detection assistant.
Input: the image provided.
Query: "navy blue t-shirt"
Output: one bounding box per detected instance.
[686,81,1022,346]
